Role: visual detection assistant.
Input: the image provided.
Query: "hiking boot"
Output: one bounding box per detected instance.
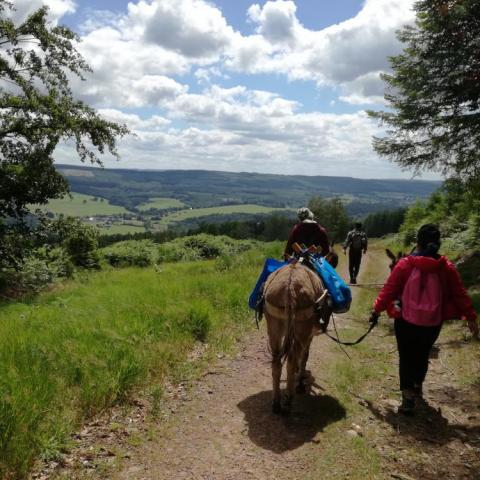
[413,383,423,399]
[398,390,415,415]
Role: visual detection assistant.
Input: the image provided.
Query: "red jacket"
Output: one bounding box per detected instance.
[284,222,330,257]
[373,255,477,322]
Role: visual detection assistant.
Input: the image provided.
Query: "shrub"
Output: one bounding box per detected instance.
[1,247,74,294]
[157,234,257,264]
[62,221,100,269]
[102,240,154,267]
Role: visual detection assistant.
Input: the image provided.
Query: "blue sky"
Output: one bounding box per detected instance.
[19,0,424,179]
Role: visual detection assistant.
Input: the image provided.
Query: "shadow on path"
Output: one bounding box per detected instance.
[237,390,346,453]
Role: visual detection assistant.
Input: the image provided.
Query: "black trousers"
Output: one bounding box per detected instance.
[394,318,442,391]
[348,249,362,280]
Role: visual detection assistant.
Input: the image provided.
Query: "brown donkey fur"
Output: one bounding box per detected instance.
[263,262,328,414]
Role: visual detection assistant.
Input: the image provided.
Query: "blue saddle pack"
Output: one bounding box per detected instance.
[309,255,351,313]
[248,256,351,314]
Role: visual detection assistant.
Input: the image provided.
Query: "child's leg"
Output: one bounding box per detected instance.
[394,318,417,391]
[413,324,442,389]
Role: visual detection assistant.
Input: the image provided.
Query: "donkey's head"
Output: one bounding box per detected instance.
[326,240,338,268]
[386,249,406,271]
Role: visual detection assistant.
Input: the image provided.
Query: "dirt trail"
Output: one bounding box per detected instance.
[45,247,480,480]
[112,253,369,480]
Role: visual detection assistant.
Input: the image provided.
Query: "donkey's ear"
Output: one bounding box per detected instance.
[398,252,404,259]
[330,239,335,247]
[386,249,396,261]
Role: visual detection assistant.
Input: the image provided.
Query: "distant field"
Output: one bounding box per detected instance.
[37,193,129,217]
[95,224,146,235]
[159,205,293,226]
[137,197,186,211]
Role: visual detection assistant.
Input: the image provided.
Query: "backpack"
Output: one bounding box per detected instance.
[401,267,443,326]
[310,256,352,313]
[351,231,366,250]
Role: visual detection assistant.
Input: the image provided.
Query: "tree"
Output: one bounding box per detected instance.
[0,2,128,219]
[369,0,480,182]
[308,196,350,242]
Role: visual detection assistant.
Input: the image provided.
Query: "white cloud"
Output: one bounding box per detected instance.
[247,1,300,45]
[137,0,235,58]
[18,0,422,177]
[226,0,416,104]
[9,0,76,24]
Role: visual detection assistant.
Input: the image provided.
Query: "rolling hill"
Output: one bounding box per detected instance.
[58,165,441,216]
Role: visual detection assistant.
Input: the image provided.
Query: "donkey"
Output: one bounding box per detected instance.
[263,261,329,414]
[386,248,406,271]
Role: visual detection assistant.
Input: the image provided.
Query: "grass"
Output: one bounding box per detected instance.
[308,241,480,479]
[305,244,393,479]
[95,224,146,235]
[137,197,185,211]
[158,204,293,226]
[0,241,282,478]
[33,193,129,217]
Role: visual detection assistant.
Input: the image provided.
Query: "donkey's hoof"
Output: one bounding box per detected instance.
[272,401,282,415]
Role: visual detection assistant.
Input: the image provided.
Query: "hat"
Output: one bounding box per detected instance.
[297,207,315,222]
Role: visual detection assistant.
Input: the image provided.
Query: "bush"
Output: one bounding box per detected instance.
[157,234,257,264]
[102,240,154,267]
[60,220,100,269]
[1,247,74,294]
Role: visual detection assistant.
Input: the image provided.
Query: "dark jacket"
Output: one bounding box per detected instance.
[343,229,368,252]
[284,221,330,258]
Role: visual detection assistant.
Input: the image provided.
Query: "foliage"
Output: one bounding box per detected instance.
[157,234,258,263]
[0,3,128,219]
[102,240,154,268]
[0,242,281,477]
[369,0,480,182]
[363,208,406,237]
[0,216,99,294]
[398,178,480,254]
[308,196,350,241]
[1,246,73,294]
[61,219,100,268]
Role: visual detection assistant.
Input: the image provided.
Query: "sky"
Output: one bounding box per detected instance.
[12,0,427,179]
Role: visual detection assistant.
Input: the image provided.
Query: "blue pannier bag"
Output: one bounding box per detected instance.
[310,255,352,313]
[248,258,287,310]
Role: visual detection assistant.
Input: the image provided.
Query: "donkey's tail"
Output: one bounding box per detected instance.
[280,266,296,363]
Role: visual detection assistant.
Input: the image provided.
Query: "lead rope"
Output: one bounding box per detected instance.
[324,313,376,349]
[329,313,351,360]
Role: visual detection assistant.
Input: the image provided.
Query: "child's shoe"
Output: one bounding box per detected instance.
[398,389,415,415]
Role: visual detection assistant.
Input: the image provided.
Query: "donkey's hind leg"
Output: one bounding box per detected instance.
[266,315,283,414]
[296,338,312,394]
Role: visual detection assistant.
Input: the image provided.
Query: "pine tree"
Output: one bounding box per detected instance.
[369,0,480,182]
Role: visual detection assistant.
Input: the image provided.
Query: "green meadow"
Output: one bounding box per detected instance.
[35,193,129,217]
[95,224,147,235]
[137,197,186,211]
[159,204,293,226]
[0,242,281,478]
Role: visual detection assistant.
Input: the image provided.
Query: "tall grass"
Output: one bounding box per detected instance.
[0,242,282,478]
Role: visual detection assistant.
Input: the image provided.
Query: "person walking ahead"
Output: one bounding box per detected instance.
[284,207,330,259]
[343,222,368,284]
[369,224,478,415]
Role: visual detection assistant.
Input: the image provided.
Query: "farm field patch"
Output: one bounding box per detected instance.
[159,204,293,226]
[35,193,129,217]
[137,197,186,211]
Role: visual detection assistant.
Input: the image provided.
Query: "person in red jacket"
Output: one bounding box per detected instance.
[284,207,330,259]
[369,224,478,414]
